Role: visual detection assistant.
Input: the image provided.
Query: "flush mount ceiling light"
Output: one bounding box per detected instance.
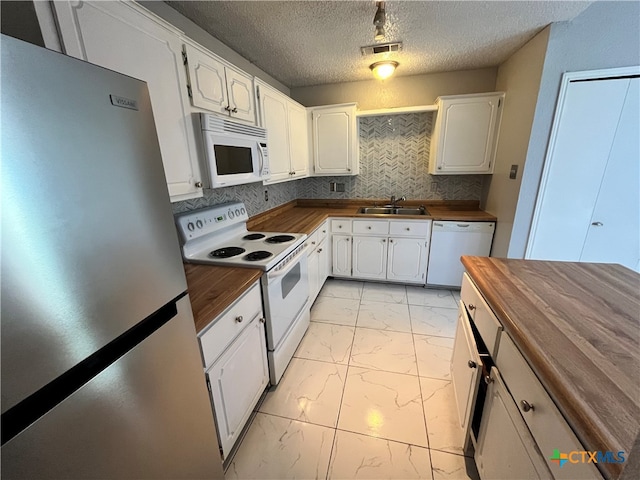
[373,1,386,41]
[370,60,399,80]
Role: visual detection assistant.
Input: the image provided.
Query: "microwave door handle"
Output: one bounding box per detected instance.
[257,144,264,174]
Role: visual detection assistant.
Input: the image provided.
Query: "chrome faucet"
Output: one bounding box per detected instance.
[390,195,406,207]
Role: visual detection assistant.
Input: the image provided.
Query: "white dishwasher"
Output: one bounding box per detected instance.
[427,221,495,287]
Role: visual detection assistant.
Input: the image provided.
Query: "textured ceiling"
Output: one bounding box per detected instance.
[166,1,593,88]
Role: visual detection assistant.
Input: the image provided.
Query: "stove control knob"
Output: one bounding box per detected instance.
[187,222,195,231]
[235,208,240,216]
[196,220,203,229]
[241,207,246,215]
[229,210,235,219]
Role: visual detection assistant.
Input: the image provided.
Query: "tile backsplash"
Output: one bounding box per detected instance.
[172,112,485,216]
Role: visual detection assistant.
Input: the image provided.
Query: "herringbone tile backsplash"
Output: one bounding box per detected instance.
[173,112,485,216]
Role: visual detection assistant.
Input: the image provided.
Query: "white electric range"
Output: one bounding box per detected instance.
[175,202,310,385]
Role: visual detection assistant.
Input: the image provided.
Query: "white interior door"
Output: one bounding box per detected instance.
[527,71,635,261]
[580,79,640,271]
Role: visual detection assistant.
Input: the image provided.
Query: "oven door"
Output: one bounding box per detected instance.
[262,250,310,350]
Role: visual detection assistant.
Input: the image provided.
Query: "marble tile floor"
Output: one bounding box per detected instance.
[225,278,479,480]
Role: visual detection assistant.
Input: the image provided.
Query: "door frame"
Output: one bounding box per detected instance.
[525,65,640,259]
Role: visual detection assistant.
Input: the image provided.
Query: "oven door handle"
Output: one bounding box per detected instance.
[268,244,309,278]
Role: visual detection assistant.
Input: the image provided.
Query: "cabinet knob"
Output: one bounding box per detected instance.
[224,105,231,112]
[312,241,316,245]
[235,315,243,323]
[322,230,326,233]
[389,239,393,243]
[347,167,351,171]
[468,304,476,311]
[520,400,534,412]
[382,239,386,243]
[231,107,238,113]
[194,181,203,188]
[317,248,322,253]
[406,227,410,231]
[259,317,265,324]
[467,360,477,369]
[591,221,603,226]
[338,225,342,229]
[368,226,372,230]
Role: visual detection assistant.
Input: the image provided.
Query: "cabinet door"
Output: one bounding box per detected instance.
[258,84,291,183]
[387,237,427,284]
[580,79,639,271]
[226,68,256,124]
[288,101,310,178]
[475,367,551,480]
[312,104,358,175]
[53,1,202,201]
[207,317,269,458]
[332,235,352,277]
[317,239,330,289]
[451,302,483,440]
[308,248,320,304]
[184,43,228,116]
[429,94,502,174]
[352,236,387,280]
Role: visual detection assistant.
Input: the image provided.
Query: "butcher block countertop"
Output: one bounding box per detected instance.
[182,199,494,333]
[248,199,496,233]
[183,263,262,334]
[461,256,640,480]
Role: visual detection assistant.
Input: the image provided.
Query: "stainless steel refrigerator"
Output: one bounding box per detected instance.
[0,35,225,479]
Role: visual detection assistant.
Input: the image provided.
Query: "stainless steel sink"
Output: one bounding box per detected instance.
[358,206,429,215]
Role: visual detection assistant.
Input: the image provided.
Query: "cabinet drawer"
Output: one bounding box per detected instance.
[389,220,430,237]
[353,220,389,235]
[496,335,601,480]
[316,221,329,244]
[461,274,502,357]
[199,282,262,368]
[331,219,352,233]
[305,229,319,254]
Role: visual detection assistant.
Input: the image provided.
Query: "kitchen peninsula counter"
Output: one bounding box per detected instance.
[461,256,640,480]
[184,263,262,333]
[247,199,496,234]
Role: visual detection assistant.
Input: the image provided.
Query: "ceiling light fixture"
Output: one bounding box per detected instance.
[373,1,386,41]
[370,60,398,80]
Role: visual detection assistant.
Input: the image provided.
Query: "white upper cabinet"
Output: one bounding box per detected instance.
[256,80,309,183]
[52,0,203,201]
[311,103,359,176]
[184,42,256,124]
[429,93,504,175]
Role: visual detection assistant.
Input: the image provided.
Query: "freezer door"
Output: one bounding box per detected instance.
[1,296,224,479]
[1,36,188,412]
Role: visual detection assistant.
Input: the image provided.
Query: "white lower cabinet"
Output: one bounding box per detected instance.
[331,218,430,284]
[198,281,268,460]
[352,236,388,280]
[332,234,352,277]
[307,221,330,303]
[475,367,552,479]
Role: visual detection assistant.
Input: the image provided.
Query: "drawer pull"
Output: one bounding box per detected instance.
[322,230,326,233]
[312,241,316,245]
[235,315,244,323]
[520,400,535,412]
[338,225,343,228]
[368,226,372,230]
[468,304,476,311]
[406,227,410,231]
[468,360,477,369]
[259,317,265,324]
[317,248,323,253]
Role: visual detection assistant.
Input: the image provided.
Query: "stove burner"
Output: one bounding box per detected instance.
[265,235,295,244]
[209,247,245,258]
[244,251,273,262]
[243,233,266,240]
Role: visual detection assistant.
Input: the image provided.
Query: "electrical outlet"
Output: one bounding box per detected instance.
[264,190,269,201]
[510,165,518,180]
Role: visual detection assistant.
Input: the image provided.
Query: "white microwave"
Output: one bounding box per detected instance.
[200,114,270,188]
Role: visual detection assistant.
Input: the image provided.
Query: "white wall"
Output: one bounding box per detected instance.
[290,68,497,110]
[481,27,550,258]
[508,0,640,258]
